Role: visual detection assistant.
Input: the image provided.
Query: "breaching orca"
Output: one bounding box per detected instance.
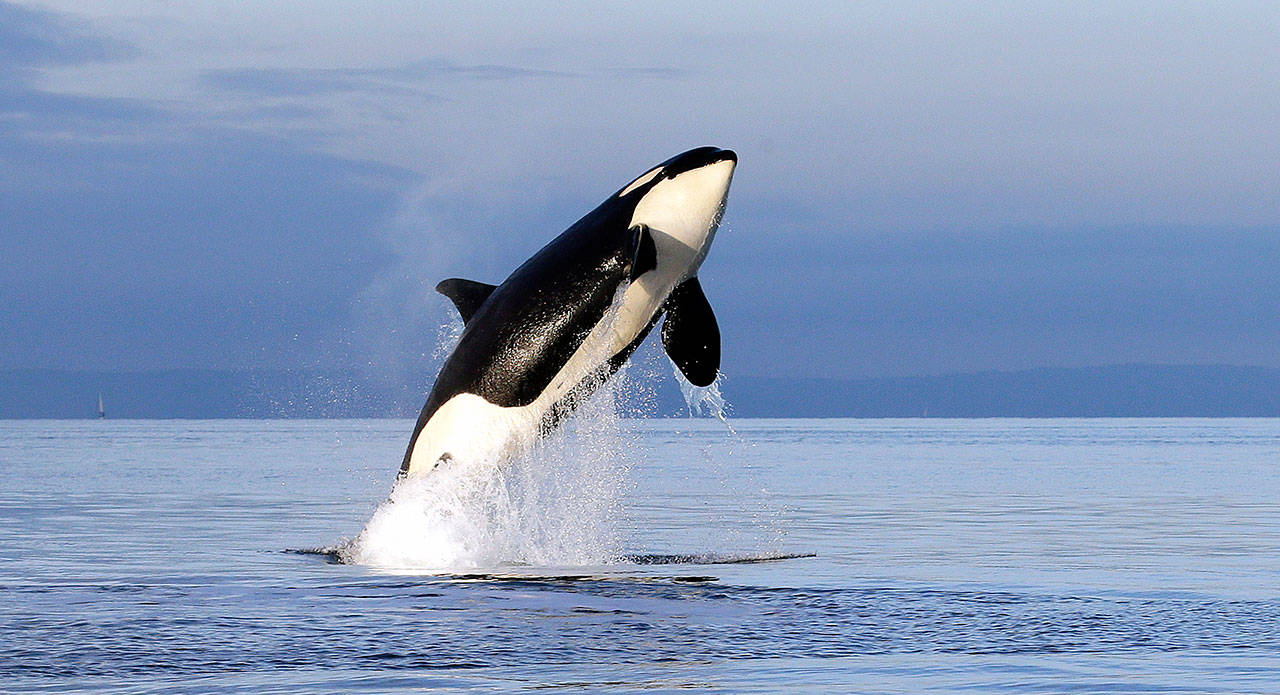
[400,147,736,477]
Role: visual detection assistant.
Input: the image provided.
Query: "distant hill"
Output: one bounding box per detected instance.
[0,368,426,419]
[2,364,1279,419]
[723,365,1280,418]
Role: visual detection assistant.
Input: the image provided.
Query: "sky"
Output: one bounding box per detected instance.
[3,1,1279,380]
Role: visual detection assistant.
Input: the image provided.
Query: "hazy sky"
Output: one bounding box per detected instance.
[3,1,1278,379]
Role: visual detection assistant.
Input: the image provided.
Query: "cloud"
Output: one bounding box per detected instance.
[203,66,411,98]
[0,2,419,372]
[0,2,131,68]
[201,59,575,97]
[0,2,161,142]
[599,66,691,79]
[0,121,417,368]
[705,225,1280,378]
[200,58,688,98]
[7,1,1280,384]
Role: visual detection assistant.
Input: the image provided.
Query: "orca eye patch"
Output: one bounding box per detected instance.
[617,166,664,197]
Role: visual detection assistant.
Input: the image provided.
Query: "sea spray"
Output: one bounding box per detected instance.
[674,365,737,436]
[431,313,464,364]
[344,371,636,571]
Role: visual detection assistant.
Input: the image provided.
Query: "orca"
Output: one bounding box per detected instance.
[400,147,736,477]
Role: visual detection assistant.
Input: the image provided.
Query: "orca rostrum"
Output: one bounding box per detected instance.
[401,147,736,477]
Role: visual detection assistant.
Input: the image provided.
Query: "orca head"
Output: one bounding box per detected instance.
[614,147,737,277]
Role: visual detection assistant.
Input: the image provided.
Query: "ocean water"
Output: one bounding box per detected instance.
[3,417,1280,693]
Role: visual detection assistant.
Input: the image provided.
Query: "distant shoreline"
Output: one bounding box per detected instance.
[5,364,1280,419]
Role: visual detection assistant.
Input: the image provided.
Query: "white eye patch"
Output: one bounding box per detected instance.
[617,166,664,197]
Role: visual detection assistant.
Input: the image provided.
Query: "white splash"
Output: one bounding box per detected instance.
[344,355,636,570]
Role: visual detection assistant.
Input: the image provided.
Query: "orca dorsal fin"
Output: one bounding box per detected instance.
[436,278,498,323]
[661,276,720,386]
[628,224,658,282]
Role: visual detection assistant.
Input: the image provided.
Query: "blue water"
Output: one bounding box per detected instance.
[3,418,1280,693]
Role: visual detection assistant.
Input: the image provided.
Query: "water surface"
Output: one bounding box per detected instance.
[3,418,1279,693]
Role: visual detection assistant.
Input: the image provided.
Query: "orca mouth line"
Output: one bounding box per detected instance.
[660,146,737,177]
[283,548,815,568]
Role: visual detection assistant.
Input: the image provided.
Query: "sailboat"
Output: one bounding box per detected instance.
[98,392,105,419]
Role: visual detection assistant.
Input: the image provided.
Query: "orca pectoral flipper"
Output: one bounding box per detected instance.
[436,278,498,323]
[661,276,720,386]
